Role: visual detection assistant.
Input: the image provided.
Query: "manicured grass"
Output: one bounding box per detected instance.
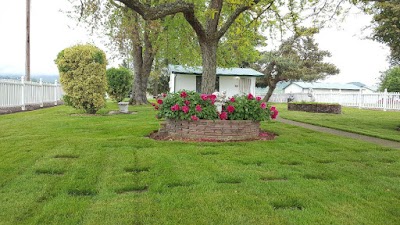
[274,103,400,142]
[0,104,399,224]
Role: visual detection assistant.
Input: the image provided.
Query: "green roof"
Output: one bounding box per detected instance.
[289,82,361,90]
[169,65,263,77]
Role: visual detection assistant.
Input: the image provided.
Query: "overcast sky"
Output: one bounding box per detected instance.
[0,1,390,86]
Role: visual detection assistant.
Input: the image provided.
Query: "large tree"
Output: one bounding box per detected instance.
[114,0,347,94]
[379,66,400,92]
[255,29,340,102]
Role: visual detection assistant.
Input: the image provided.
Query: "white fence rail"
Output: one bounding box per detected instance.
[0,77,63,110]
[267,89,400,111]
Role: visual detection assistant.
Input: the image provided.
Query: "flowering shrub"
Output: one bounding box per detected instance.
[155,90,218,120]
[154,91,278,121]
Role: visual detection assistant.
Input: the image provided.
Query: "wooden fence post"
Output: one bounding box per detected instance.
[21,76,25,110]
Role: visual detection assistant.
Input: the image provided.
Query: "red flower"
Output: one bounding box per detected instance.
[171,104,180,111]
[180,91,188,98]
[227,105,235,113]
[182,105,190,114]
[270,106,279,119]
[209,94,217,101]
[260,102,267,109]
[151,103,156,106]
[154,106,159,110]
[191,115,199,121]
[185,100,190,105]
[219,112,228,120]
[247,93,254,100]
[195,105,202,112]
[157,99,163,104]
[201,94,208,101]
[229,97,235,102]
[162,93,167,97]
[256,96,262,101]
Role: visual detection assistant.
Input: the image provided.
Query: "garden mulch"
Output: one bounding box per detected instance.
[277,117,400,149]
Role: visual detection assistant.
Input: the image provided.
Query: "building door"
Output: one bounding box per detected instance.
[196,76,202,93]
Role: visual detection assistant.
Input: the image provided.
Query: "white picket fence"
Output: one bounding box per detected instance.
[0,77,63,110]
[266,90,400,111]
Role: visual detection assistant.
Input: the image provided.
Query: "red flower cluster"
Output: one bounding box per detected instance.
[171,104,180,111]
[195,105,202,112]
[227,105,235,113]
[256,96,262,101]
[219,112,228,120]
[260,102,267,109]
[247,93,254,100]
[270,106,279,119]
[182,105,189,114]
[180,91,188,98]
[191,115,199,121]
[200,94,217,104]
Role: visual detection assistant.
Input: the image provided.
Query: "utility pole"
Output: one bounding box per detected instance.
[26,0,31,81]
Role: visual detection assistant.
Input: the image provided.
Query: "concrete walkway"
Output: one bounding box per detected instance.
[277,118,400,150]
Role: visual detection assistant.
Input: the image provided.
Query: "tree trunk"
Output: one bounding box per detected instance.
[200,40,218,94]
[263,80,277,102]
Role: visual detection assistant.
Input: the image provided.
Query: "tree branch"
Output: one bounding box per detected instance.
[217,0,261,40]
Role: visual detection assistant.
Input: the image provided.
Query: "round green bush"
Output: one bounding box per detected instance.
[106,67,133,102]
[55,44,108,114]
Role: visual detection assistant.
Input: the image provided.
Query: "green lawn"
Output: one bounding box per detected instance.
[273,103,400,142]
[0,104,399,224]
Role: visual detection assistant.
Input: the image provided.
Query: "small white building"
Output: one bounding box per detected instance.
[283,82,375,94]
[168,65,264,97]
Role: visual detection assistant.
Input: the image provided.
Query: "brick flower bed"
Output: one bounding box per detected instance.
[158,119,261,141]
[288,103,341,114]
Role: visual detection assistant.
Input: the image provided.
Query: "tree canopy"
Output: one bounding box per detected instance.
[379,66,400,92]
[254,29,339,101]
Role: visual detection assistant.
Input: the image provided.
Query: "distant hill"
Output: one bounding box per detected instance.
[0,74,59,83]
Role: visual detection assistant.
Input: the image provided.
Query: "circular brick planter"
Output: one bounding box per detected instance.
[288,103,341,114]
[159,119,261,141]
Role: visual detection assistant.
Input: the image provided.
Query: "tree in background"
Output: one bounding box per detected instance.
[106,67,133,102]
[113,0,347,94]
[55,44,108,114]
[379,66,400,92]
[254,29,339,102]
[363,0,400,65]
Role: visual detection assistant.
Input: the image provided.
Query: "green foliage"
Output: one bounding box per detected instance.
[155,91,272,121]
[370,1,400,65]
[379,66,400,92]
[55,44,108,114]
[106,67,133,102]
[224,94,271,121]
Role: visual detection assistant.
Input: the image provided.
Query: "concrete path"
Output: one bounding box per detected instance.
[277,118,400,150]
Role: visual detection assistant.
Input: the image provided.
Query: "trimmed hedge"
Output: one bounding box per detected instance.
[288,102,341,114]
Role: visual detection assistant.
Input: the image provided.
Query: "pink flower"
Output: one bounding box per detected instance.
[195,105,202,112]
[180,91,187,98]
[270,106,279,119]
[171,104,180,111]
[182,105,189,114]
[209,94,217,101]
[201,94,208,101]
[184,100,190,105]
[256,96,262,101]
[191,115,199,121]
[247,93,254,100]
[229,97,235,102]
[260,102,267,109]
[227,105,235,113]
[162,93,167,97]
[157,99,163,104]
[219,112,228,120]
